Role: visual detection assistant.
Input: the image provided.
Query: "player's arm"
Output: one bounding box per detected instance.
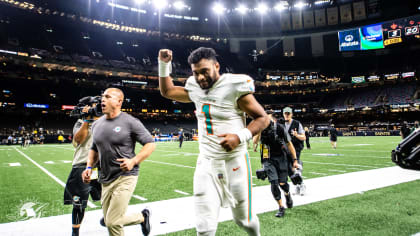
[238,94,270,136]
[158,49,191,103]
[218,94,269,152]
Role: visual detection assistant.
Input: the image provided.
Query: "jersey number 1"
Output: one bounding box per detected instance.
[201,104,213,135]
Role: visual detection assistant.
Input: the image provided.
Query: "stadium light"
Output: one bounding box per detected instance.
[173,1,186,10]
[294,1,308,9]
[274,3,286,11]
[212,2,226,15]
[255,3,268,14]
[314,0,330,5]
[153,0,168,9]
[235,4,248,15]
[134,0,145,4]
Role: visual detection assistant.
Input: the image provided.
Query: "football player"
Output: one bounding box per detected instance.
[158,47,269,236]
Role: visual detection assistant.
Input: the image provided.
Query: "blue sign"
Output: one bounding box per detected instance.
[338,29,361,51]
[24,103,49,109]
[360,23,384,50]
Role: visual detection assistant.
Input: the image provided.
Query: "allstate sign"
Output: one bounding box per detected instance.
[338,29,361,51]
[24,103,49,109]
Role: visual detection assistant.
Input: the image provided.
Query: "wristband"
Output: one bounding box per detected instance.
[83,119,93,123]
[158,59,172,77]
[86,166,92,170]
[234,128,253,144]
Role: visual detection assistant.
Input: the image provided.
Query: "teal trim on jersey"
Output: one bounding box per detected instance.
[245,152,252,221]
[201,104,213,135]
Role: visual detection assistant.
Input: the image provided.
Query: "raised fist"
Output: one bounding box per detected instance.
[159,49,173,63]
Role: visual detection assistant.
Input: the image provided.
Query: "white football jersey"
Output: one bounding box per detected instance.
[185,73,255,159]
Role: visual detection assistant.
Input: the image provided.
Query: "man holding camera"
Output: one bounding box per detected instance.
[64,104,102,236]
[283,107,307,195]
[255,112,299,217]
[82,88,155,236]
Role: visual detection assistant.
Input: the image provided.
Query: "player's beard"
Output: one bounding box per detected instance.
[197,72,217,90]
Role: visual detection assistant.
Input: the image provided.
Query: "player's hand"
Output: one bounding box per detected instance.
[117,158,136,171]
[159,49,173,63]
[82,169,92,183]
[292,129,298,137]
[218,133,241,152]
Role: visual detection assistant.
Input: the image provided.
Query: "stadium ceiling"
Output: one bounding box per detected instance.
[27,0,419,22]
[10,0,420,36]
[33,0,358,15]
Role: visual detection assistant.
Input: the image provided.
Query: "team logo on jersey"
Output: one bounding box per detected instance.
[113,126,121,133]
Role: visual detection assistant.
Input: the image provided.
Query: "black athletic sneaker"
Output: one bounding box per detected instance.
[140,208,151,236]
[99,217,105,227]
[285,193,293,208]
[275,207,285,217]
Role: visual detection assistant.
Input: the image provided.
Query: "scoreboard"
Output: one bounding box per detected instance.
[339,15,420,51]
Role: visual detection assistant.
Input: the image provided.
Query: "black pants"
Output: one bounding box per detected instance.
[64,166,101,208]
[179,137,183,147]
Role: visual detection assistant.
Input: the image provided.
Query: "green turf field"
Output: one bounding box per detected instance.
[1,136,419,235]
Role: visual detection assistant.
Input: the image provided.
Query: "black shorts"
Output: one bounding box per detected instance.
[64,167,101,208]
[330,136,337,142]
[264,156,289,183]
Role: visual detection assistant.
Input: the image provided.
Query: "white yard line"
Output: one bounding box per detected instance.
[1,166,419,236]
[13,147,97,209]
[25,145,75,151]
[346,167,364,170]
[304,161,377,168]
[311,149,390,153]
[8,162,21,167]
[145,160,195,169]
[174,190,190,195]
[132,195,148,201]
[329,169,347,173]
[308,172,328,176]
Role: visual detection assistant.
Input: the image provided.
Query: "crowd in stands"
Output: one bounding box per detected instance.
[324,82,419,109]
[0,1,419,143]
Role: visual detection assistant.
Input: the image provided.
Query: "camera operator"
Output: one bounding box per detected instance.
[255,112,299,217]
[283,107,307,195]
[64,100,102,236]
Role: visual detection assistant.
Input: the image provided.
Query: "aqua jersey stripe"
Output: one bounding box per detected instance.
[245,152,252,221]
[201,104,213,135]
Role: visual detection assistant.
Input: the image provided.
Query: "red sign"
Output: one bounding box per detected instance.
[62,105,75,110]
